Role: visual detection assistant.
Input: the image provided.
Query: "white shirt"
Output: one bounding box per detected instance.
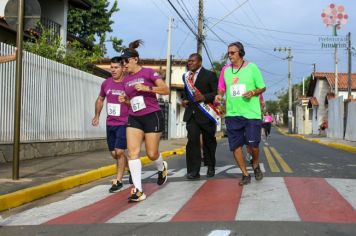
[189,67,202,84]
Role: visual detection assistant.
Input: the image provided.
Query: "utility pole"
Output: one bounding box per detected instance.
[347,32,352,99]
[312,63,316,80]
[197,0,204,55]
[166,17,174,139]
[13,0,25,180]
[274,47,293,133]
[166,17,173,103]
[334,43,339,96]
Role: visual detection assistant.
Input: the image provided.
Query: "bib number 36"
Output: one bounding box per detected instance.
[107,103,121,116]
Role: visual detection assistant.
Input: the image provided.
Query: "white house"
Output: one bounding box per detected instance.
[307,72,356,134]
[0,0,91,45]
[295,96,313,134]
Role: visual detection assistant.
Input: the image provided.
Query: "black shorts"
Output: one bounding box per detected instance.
[127,111,164,133]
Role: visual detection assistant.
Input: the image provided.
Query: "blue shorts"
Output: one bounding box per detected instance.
[225,116,262,151]
[106,125,127,151]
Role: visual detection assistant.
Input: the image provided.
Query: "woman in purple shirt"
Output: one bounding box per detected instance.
[119,40,170,202]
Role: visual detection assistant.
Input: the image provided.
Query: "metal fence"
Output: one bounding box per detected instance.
[327,96,344,139]
[345,102,356,141]
[0,42,106,142]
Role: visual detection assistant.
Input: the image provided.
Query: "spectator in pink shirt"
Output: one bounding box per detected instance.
[262,112,273,139]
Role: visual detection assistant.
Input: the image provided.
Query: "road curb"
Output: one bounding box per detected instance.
[0,147,186,212]
[276,127,356,153]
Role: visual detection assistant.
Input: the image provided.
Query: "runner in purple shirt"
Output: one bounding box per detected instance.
[118,40,170,202]
[92,57,131,193]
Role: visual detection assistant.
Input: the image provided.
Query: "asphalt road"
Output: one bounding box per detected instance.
[1,128,356,236]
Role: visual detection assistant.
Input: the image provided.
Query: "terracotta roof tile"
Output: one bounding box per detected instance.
[313,72,356,91]
[309,97,319,106]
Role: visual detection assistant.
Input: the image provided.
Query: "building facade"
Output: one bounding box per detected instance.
[0,0,91,45]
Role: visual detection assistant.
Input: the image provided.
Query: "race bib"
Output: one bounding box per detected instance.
[130,96,146,112]
[107,103,121,116]
[230,84,246,97]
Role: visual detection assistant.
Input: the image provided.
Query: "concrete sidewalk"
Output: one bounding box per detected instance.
[277,127,356,153]
[0,137,188,211]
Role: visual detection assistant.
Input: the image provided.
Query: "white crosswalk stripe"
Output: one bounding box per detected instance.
[326,178,356,209]
[236,177,300,221]
[1,185,120,226]
[108,181,205,223]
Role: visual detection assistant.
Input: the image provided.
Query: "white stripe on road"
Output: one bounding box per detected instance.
[0,185,123,226]
[226,163,266,174]
[236,177,300,221]
[153,166,234,178]
[107,181,205,223]
[326,178,356,209]
[169,168,187,178]
[208,230,231,236]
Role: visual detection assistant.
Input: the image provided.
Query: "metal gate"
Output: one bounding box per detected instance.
[159,102,169,140]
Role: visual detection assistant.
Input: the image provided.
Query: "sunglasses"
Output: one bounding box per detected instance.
[227,51,239,55]
[123,57,136,64]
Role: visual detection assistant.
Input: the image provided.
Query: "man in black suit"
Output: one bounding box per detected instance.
[182,53,218,179]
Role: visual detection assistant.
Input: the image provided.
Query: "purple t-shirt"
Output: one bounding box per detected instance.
[123,67,161,116]
[99,77,129,126]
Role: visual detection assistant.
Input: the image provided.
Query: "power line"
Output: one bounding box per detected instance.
[166,0,215,69]
[245,0,282,45]
[175,30,191,56]
[150,0,169,18]
[212,24,286,60]
[206,0,249,33]
[208,17,331,37]
[204,24,286,76]
[213,0,269,46]
[176,0,197,29]
[166,0,197,38]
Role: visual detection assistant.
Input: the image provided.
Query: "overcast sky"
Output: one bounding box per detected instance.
[105,0,356,100]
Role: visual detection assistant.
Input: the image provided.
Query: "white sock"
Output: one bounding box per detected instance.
[155,154,164,171]
[128,159,142,192]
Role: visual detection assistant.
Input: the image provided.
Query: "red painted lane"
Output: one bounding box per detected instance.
[171,179,242,222]
[45,183,161,225]
[285,177,356,224]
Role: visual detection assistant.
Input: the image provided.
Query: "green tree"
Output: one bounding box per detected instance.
[298,76,311,95]
[211,54,227,78]
[24,28,101,73]
[275,88,289,125]
[67,0,123,53]
[24,27,65,61]
[265,100,280,114]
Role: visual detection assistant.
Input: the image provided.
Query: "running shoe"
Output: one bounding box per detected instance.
[253,164,263,181]
[109,179,123,193]
[128,170,133,184]
[157,161,168,185]
[128,188,146,202]
[239,174,251,186]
